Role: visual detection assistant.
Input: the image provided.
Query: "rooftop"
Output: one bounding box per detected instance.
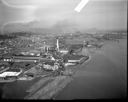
[63,55,87,60]
[69,44,83,50]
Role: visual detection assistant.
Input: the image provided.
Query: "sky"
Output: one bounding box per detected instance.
[0,0,127,34]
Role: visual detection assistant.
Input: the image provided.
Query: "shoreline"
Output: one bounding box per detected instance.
[54,39,127,99]
[0,38,127,99]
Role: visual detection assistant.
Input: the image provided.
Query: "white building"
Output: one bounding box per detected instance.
[0,68,22,78]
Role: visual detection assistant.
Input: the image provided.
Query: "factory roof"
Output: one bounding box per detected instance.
[63,54,86,61]
[0,68,22,77]
[6,68,21,72]
[69,44,83,50]
[43,60,55,66]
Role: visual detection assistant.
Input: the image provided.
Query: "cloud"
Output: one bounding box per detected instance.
[2,18,79,34]
[0,0,127,34]
[0,0,37,34]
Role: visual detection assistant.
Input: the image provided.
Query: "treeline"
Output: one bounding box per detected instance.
[6,32,33,37]
[0,32,34,40]
[102,33,126,40]
[0,34,17,40]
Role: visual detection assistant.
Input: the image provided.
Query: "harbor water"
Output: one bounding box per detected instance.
[55,39,127,99]
[0,39,127,99]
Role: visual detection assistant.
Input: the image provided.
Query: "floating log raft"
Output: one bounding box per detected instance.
[24,75,73,99]
[26,77,54,94]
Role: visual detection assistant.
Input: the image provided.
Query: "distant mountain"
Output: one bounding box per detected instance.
[83,28,127,34]
[1,20,127,35]
[2,19,80,35]
[83,28,100,33]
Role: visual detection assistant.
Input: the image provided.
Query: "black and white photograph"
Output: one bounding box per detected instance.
[0,0,127,99]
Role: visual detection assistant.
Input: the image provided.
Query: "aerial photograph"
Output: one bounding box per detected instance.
[0,0,127,99]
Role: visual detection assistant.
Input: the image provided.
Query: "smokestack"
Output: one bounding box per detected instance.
[56,38,59,52]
